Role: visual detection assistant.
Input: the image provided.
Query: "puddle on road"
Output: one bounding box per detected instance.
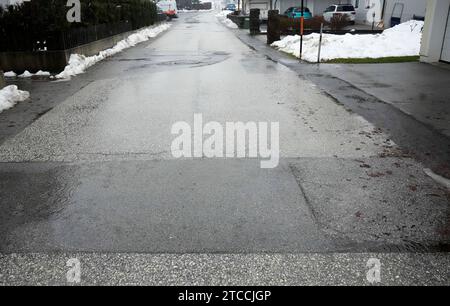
[124,51,231,71]
[117,58,152,62]
[156,60,206,66]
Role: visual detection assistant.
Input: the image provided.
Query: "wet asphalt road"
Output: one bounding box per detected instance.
[0,11,449,285]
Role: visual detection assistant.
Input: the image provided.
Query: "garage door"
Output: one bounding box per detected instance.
[249,2,269,19]
[441,7,450,62]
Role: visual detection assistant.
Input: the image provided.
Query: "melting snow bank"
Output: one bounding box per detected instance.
[424,168,450,189]
[4,71,17,77]
[179,9,213,13]
[271,20,424,62]
[56,23,171,79]
[0,85,30,113]
[216,10,238,29]
[4,70,51,78]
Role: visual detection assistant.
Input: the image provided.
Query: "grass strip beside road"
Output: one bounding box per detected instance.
[324,56,419,64]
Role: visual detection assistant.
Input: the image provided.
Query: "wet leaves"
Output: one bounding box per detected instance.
[367,171,386,178]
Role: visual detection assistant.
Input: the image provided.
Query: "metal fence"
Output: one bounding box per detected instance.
[57,21,133,50]
[1,21,133,52]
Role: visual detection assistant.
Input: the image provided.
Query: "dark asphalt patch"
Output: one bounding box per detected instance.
[0,159,335,253]
[1,158,448,254]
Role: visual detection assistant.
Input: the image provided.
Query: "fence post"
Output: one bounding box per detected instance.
[317,23,323,63]
[61,31,67,50]
[249,9,260,35]
[267,10,280,45]
[0,71,5,89]
[0,70,6,89]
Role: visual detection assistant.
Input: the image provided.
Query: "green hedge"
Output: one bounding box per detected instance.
[0,0,158,51]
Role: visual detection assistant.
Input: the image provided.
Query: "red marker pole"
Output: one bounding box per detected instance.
[299,0,304,61]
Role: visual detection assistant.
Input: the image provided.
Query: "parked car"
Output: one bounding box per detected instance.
[224,4,236,11]
[283,7,313,19]
[323,4,356,24]
[157,0,178,19]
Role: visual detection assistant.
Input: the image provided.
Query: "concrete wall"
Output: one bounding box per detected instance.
[420,0,450,63]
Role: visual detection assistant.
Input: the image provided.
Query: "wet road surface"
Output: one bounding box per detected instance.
[0,11,449,284]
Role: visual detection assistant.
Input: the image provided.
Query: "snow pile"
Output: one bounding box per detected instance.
[216,10,238,29]
[18,70,33,78]
[5,70,51,78]
[35,70,51,76]
[56,23,171,79]
[4,71,17,77]
[180,9,213,13]
[0,85,30,113]
[271,20,424,62]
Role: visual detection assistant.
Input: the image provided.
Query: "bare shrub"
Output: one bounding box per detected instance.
[279,16,327,34]
[329,14,350,31]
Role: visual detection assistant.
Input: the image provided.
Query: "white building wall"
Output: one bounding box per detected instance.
[353,0,383,24]
[420,0,450,63]
[275,0,341,16]
[242,0,271,15]
[277,0,311,15]
[246,0,271,18]
[312,0,339,16]
[383,0,426,27]
[276,0,298,14]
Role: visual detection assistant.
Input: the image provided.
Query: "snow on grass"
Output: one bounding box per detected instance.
[271,20,424,62]
[424,168,450,189]
[216,10,238,29]
[0,85,30,113]
[56,23,171,79]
